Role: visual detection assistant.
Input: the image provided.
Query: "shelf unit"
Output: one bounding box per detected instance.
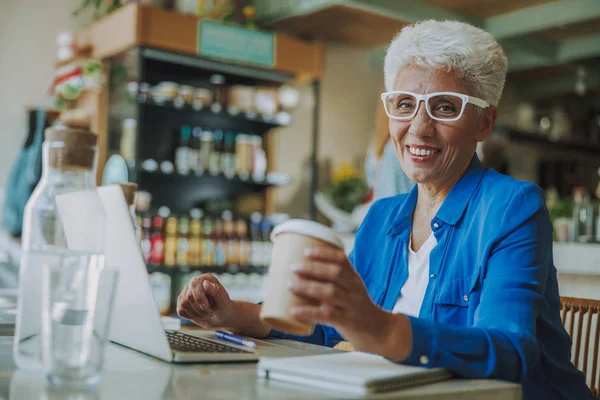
[106,46,298,212]
[105,46,315,314]
[147,264,268,276]
[83,3,325,317]
[505,128,600,156]
[140,97,292,129]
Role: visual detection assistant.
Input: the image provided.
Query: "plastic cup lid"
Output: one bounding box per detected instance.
[270,219,344,249]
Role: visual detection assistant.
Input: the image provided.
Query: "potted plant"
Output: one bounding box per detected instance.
[314,163,371,233]
[550,197,573,242]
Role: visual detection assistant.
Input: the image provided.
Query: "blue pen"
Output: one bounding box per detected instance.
[215,331,257,349]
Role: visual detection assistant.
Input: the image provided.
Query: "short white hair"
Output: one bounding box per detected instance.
[384,20,508,107]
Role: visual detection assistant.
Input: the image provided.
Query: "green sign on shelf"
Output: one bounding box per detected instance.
[198,20,275,68]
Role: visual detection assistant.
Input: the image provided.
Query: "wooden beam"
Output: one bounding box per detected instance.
[485,0,600,40]
[558,34,600,63]
[253,0,339,26]
[346,0,481,26]
[255,0,480,29]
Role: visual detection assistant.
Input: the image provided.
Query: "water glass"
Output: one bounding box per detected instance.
[40,256,118,387]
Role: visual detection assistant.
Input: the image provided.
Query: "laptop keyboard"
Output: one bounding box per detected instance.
[166,330,253,353]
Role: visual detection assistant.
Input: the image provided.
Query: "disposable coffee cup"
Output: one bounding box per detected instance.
[260,219,344,335]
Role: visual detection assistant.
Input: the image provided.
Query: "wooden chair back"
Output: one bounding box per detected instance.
[561,296,600,398]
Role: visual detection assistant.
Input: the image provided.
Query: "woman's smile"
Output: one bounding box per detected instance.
[405,144,442,163]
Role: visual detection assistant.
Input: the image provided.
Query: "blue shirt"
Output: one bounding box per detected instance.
[270,156,592,399]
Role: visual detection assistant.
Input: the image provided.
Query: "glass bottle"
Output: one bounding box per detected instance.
[189,216,203,267]
[222,132,236,179]
[149,216,166,265]
[222,211,238,265]
[251,135,267,182]
[202,217,215,266]
[140,214,152,263]
[175,125,191,175]
[249,213,262,267]
[237,218,250,266]
[176,217,190,266]
[214,219,226,267]
[199,131,214,174]
[260,217,272,267]
[164,217,178,267]
[14,125,104,371]
[236,134,251,180]
[209,130,224,176]
[190,126,202,174]
[573,187,594,243]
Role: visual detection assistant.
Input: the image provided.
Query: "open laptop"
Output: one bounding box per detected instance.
[69,186,259,363]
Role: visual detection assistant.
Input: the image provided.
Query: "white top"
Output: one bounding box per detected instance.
[270,219,344,249]
[392,233,437,317]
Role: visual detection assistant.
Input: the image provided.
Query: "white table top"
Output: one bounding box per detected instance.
[0,334,521,400]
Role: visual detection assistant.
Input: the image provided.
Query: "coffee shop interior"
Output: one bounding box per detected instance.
[1,0,600,399]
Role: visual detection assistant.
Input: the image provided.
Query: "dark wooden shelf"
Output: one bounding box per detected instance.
[139,169,288,187]
[140,98,291,132]
[505,128,600,156]
[137,170,290,214]
[147,264,268,275]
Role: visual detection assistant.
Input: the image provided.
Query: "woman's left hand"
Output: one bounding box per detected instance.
[289,246,410,357]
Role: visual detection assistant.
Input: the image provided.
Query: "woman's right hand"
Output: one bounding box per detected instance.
[176,274,234,329]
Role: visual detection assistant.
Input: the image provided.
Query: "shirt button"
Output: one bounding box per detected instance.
[433,222,439,229]
[463,295,469,302]
[430,273,436,279]
[419,355,429,365]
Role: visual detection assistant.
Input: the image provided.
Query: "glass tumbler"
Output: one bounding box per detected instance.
[40,253,118,387]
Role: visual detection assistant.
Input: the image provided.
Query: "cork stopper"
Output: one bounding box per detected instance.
[118,183,138,206]
[45,125,97,170]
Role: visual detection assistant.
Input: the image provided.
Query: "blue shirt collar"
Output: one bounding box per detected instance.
[388,155,485,236]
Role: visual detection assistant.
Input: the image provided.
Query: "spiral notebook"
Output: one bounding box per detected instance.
[257,351,452,395]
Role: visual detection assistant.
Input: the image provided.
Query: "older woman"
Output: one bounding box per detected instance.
[177,21,592,399]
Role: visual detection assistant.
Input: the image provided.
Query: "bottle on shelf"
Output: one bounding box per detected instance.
[572,187,594,243]
[250,213,262,267]
[189,211,203,267]
[164,217,178,267]
[223,211,238,266]
[222,132,237,179]
[251,135,267,182]
[149,216,166,265]
[14,125,103,371]
[149,272,171,316]
[120,118,137,167]
[236,134,251,180]
[237,218,251,266]
[260,217,272,267]
[202,217,215,266]
[175,125,191,175]
[209,130,224,176]
[177,217,191,266]
[190,126,202,174]
[199,130,214,174]
[214,218,226,267]
[141,214,152,263]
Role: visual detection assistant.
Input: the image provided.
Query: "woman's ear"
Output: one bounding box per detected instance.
[476,106,498,142]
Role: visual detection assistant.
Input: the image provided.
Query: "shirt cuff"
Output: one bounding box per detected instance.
[404,316,439,367]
